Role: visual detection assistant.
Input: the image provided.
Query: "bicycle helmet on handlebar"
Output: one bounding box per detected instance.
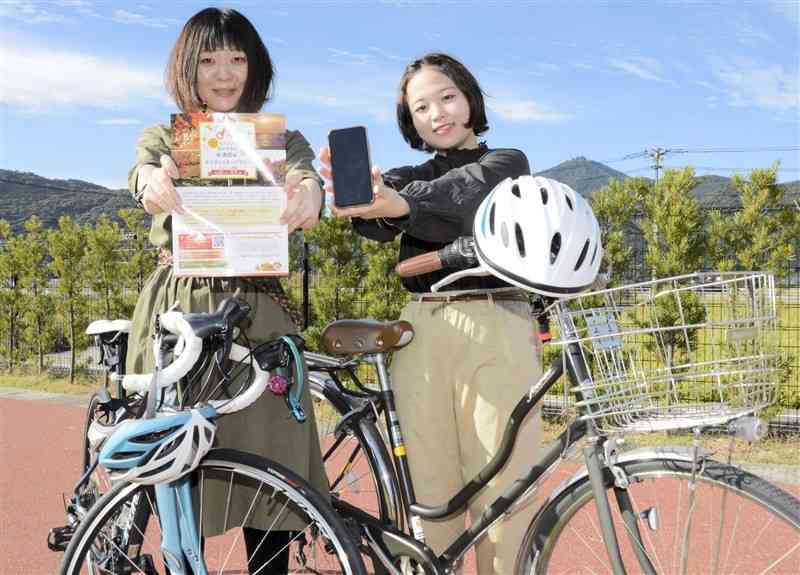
[98,406,217,485]
[473,176,602,297]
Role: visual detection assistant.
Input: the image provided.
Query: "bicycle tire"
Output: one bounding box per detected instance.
[310,376,403,529]
[59,448,367,575]
[516,457,800,574]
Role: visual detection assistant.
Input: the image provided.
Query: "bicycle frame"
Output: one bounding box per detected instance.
[331,343,653,575]
[155,479,206,575]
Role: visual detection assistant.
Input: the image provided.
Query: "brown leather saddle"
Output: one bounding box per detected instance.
[320,319,415,356]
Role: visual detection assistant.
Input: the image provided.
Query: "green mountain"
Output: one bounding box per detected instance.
[2,161,797,233]
[535,157,799,208]
[0,169,137,233]
[534,156,629,197]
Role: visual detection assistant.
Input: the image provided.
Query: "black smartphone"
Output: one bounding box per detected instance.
[329,126,374,208]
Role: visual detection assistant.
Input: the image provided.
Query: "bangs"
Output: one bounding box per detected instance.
[197,22,246,53]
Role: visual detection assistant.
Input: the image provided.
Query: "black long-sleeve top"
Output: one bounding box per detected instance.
[353,144,531,292]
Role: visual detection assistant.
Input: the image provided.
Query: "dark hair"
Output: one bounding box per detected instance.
[165,8,273,113]
[396,53,489,152]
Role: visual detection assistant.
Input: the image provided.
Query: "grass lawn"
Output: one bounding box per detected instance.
[2,373,796,468]
[0,373,99,396]
[541,419,800,467]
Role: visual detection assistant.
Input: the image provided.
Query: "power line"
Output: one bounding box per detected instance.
[604,146,800,163]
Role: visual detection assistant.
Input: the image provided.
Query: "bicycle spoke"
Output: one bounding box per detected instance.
[217,481,264,575]
[757,541,800,575]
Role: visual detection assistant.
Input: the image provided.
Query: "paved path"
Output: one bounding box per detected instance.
[1,396,87,575]
[2,389,798,575]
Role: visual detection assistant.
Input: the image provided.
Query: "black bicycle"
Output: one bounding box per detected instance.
[302,238,800,575]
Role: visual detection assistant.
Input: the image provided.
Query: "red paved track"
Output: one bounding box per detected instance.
[2,396,798,575]
[1,398,88,575]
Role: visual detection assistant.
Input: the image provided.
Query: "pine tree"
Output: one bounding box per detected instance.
[640,167,705,278]
[0,220,27,371]
[85,215,125,319]
[362,236,408,321]
[18,216,56,374]
[303,217,366,349]
[118,208,156,297]
[48,216,89,383]
[590,177,648,284]
[707,163,799,276]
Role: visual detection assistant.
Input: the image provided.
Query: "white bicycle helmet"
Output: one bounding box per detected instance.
[98,407,216,485]
[473,176,602,297]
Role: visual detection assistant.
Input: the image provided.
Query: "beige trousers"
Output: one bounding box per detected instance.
[391,294,543,575]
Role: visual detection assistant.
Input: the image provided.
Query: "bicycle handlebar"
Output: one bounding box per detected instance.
[119,301,271,416]
[395,236,478,278]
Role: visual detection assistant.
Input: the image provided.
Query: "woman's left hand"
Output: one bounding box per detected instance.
[280,173,323,232]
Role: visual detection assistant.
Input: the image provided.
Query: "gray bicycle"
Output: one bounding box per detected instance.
[303,238,800,575]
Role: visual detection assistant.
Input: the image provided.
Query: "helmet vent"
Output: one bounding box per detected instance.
[540,187,548,205]
[139,461,173,479]
[514,223,526,257]
[550,233,562,264]
[565,195,574,211]
[590,243,598,265]
[511,183,521,198]
[489,203,496,235]
[574,239,590,271]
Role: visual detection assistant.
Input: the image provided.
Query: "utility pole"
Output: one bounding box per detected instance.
[647,147,670,190]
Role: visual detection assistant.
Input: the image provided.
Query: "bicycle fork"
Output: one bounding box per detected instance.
[154,478,207,575]
[567,339,655,575]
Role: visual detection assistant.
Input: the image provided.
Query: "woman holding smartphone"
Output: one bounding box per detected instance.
[320,52,542,575]
[128,8,327,574]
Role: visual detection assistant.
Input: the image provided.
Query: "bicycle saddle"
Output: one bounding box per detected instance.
[321,319,414,356]
[85,319,132,337]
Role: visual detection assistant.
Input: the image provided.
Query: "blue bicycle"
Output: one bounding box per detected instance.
[58,296,366,575]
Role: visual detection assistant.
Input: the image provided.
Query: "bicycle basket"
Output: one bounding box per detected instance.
[548,272,780,433]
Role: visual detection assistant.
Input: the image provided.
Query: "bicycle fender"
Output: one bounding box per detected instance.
[533,445,712,525]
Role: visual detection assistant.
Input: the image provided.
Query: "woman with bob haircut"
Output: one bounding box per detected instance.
[320,52,543,575]
[127,7,327,574]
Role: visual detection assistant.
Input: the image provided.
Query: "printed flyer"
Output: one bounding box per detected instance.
[170,112,289,277]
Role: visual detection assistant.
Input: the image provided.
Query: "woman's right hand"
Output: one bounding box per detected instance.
[139,155,184,215]
[318,146,409,220]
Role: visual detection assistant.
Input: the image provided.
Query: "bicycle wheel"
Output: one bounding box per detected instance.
[310,376,402,528]
[60,448,367,575]
[516,457,800,574]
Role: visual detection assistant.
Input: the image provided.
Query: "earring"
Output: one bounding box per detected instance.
[200,101,208,113]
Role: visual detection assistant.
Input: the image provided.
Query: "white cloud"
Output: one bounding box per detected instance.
[713,61,799,112]
[112,9,179,28]
[608,57,665,82]
[487,97,572,124]
[367,46,407,62]
[731,17,774,46]
[327,48,373,66]
[96,118,143,125]
[769,0,799,26]
[273,61,398,123]
[0,43,167,112]
[0,0,71,24]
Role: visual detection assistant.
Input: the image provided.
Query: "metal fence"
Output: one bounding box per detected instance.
[2,213,799,432]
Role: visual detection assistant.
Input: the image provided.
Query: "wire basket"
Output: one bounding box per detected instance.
[548,272,780,433]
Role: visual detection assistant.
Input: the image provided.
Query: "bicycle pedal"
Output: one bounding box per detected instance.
[47,525,75,552]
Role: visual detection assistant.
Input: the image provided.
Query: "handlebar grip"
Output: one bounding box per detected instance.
[395,252,443,278]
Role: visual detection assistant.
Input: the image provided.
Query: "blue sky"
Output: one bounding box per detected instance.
[0,0,798,190]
